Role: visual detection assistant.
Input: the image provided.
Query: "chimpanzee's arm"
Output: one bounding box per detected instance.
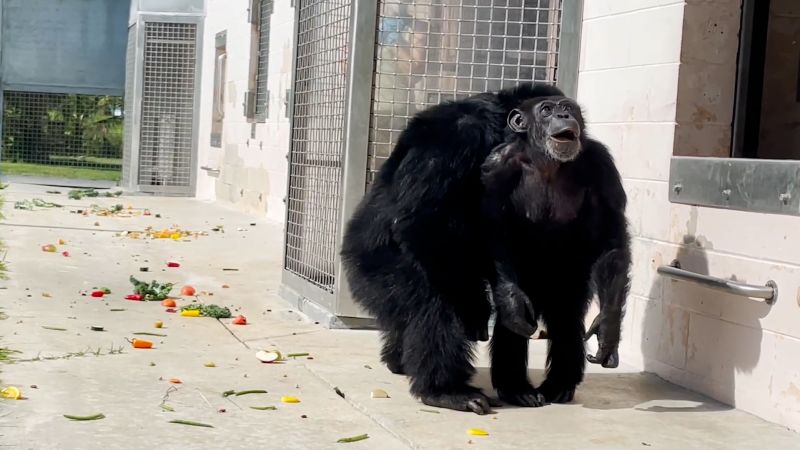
[481,143,539,337]
[583,140,631,368]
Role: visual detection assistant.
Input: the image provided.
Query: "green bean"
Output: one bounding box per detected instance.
[249,406,277,411]
[42,326,67,331]
[64,413,105,421]
[234,389,268,396]
[337,434,369,443]
[419,409,440,414]
[222,390,236,397]
[287,352,309,358]
[169,419,213,428]
[132,332,167,337]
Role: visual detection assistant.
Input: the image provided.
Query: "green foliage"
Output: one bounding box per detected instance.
[180,304,232,319]
[2,94,124,166]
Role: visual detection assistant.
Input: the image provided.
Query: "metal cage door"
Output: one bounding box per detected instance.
[283,0,354,309]
[135,18,203,195]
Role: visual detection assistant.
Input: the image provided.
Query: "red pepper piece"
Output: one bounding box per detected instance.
[91,291,105,298]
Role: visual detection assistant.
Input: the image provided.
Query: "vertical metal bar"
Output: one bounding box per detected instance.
[545,0,560,83]
[334,0,379,318]
[557,0,583,98]
[189,17,204,196]
[280,0,301,285]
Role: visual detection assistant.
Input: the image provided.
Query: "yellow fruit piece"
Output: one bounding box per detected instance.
[281,396,300,404]
[154,321,163,328]
[204,362,216,368]
[58,239,66,245]
[170,233,182,240]
[1,386,22,400]
[467,428,489,436]
[180,309,201,317]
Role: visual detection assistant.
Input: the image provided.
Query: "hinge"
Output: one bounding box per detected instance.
[243,90,256,119]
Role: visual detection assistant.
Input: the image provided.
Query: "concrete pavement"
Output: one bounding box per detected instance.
[0,183,798,449]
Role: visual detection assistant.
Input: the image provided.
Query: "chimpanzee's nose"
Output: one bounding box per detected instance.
[556,112,570,119]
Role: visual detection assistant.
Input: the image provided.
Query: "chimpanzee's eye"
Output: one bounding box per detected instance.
[563,103,573,113]
[541,104,553,116]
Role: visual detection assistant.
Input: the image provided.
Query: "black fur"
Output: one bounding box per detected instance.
[481,96,631,407]
[340,83,564,414]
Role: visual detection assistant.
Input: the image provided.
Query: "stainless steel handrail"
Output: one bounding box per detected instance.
[657,260,777,305]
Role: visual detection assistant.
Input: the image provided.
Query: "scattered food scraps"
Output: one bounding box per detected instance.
[180,309,201,317]
[130,276,174,301]
[256,350,282,363]
[41,326,67,331]
[231,315,247,325]
[14,198,62,210]
[90,291,105,298]
[110,308,126,312]
[371,389,390,399]
[68,188,122,200]
[160,404,175,412]
[204,362,216,368]
[180,304,231,319]
[180,285,196,296]
[250,406,277,411]
[90,326,104,332]
[129,338,153,349]
[63,413,105,421]
[41,244,57,253]
[419,409,440,414]
[58,239,66,245]
[161,298,176,308]
[125,294,143,301]
[334,387,345,399]
[41,292,51,298]
[133,332,167,337]
[281,396,300,404]
[287,352,309,358]
[167,262,180,268]
[154,321,163,329]
[1,386,22,400]
[62,251,70,257]
[222,390,236,397]
[467,428,489,436]
[169,378,182,384]
[117,227,208,241]
[168,419,213,428]
[337,434,369,444]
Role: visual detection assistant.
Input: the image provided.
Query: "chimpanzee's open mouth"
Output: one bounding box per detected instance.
[551,129,578,142]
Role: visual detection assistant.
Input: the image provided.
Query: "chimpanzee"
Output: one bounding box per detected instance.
[481,96,630,407]
[340,83,628,415]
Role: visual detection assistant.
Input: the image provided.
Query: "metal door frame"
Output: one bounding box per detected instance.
[281,0,584,323]
[132,13,204,196]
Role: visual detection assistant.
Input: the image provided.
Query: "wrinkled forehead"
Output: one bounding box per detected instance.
[520,96,578,111]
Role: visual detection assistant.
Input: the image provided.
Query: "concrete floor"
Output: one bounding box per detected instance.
[0,183,798,450]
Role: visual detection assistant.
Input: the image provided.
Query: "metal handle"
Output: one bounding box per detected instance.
[657,260,777,305]
[214,54,226,118]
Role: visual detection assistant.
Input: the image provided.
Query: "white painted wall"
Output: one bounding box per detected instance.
[196,0,294,223]
[578,0,800,431]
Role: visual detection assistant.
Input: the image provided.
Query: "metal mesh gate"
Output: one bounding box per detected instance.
[367,0,562,183]
[1,91,124,181]
[137,22,199,192]
[285,0,353,292]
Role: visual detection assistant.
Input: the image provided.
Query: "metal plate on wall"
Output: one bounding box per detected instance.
[669,156,800,216]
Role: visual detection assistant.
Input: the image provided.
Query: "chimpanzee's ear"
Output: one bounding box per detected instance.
[507,109,526,133]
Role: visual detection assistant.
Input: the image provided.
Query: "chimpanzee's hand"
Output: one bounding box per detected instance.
[494,283,537,338]
[585,313,621,368]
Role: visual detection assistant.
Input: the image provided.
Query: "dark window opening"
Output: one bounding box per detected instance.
[733,0,800,159]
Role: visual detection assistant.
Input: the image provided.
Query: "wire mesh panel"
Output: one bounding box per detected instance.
[1,91,124,181]
[122,26,137,188]
[255,0,274,118]
[137,22,198,191]
[367,0,563,183]
[285,0,353,292]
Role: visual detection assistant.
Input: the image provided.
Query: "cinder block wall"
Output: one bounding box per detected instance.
[196,1,294,223]
[578,0,800,431]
